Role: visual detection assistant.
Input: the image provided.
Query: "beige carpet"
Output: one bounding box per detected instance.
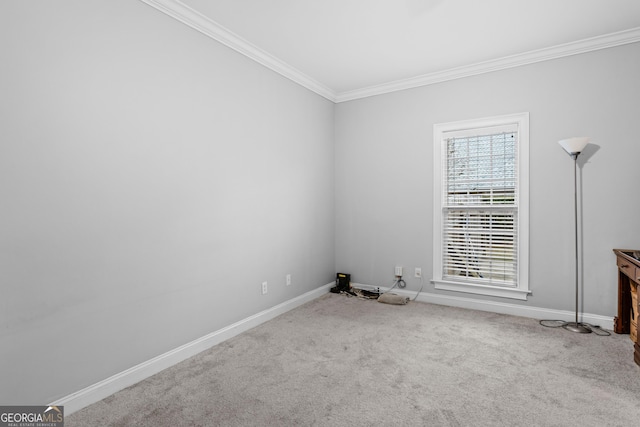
[67,293,640,426]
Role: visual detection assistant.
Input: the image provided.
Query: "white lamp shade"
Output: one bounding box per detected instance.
[559,137,590,155]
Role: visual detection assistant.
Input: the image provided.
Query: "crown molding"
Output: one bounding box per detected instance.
[137,0,640,105]
[138,0,337,102]
[336,27,640,103]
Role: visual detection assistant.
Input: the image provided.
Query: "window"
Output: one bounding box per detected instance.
[432,113,529,300]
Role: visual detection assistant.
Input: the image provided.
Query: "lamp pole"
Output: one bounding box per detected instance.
[564,150,591,333]
[540,137,595,334]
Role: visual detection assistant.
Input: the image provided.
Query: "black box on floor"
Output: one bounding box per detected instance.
[332,272,351,292]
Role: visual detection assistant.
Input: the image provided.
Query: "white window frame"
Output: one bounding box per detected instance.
[432,112,530,300]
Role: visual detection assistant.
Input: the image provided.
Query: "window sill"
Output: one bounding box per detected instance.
[432,279,531,300]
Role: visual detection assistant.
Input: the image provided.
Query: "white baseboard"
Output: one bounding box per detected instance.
[53,280,614,415]
[50,282,334,415]
[351,282,614,331]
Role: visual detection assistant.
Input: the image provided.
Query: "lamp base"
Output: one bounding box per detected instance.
[563,322,592,334]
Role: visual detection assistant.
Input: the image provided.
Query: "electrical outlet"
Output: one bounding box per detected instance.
[262,281,268,295]
[415,268,422,278]
[395,266,403,277]
[286,274,291,286]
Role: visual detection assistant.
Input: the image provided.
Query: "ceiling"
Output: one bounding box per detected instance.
[143,0,640,102]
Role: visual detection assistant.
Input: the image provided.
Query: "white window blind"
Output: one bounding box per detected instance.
[432,113,529,300]
[442,126,518,287]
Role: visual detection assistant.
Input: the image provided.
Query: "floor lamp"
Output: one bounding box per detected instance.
[558,137,591,333]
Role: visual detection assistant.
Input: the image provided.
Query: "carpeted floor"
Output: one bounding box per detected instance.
[67,293,640,426]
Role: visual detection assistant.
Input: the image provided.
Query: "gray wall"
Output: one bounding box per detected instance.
[335,42,640,315]
[0,1,335,404]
